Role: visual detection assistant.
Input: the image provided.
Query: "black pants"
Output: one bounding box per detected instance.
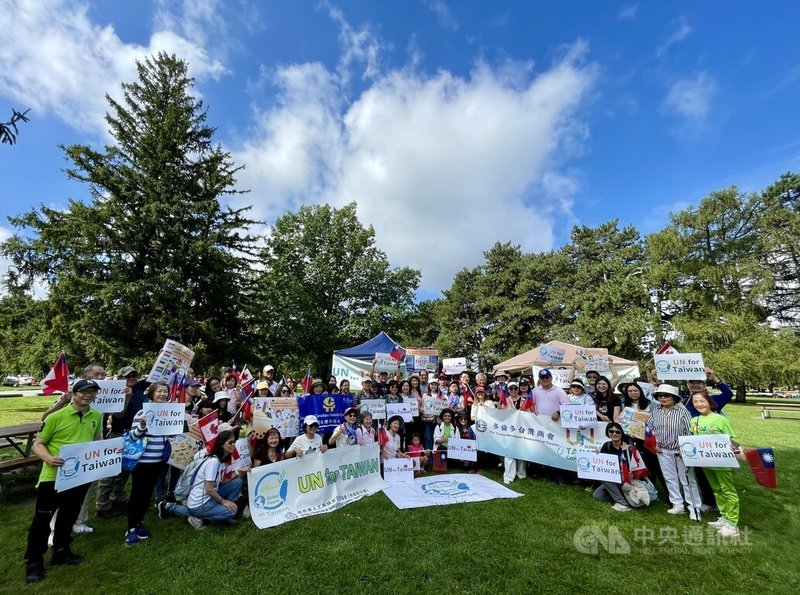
[25,481,90,563]
[128,462,166,529]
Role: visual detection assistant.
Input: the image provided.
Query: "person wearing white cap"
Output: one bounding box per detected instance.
[646,384,702,521]
[261,365,279,395]
[286,415,328,458]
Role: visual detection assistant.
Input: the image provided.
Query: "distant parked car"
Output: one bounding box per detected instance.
[16,375,36,385]
[2,376,19,386]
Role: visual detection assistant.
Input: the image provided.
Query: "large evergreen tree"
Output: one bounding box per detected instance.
[1,53,258,371]
[253,202,420,376]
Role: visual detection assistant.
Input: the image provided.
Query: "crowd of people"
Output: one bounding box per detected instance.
[23,359,741,584]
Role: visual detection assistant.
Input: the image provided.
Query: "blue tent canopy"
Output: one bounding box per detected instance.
[333,332,403,360]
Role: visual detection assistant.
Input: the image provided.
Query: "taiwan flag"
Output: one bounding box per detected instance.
[390,344,406,361]
[520,393,535,412]
[42,353,70,395]
[643,426,658,454]
[743,448,777,489]
[656,343,678,355]
[300,368,312,394]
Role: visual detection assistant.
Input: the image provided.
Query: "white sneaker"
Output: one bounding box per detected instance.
[187,516,206,531]
[707,517,726,528]
[688,508,700,521]
[717,523,740,538]
[72,522,94,535]
[47,532,54,548]
[612,503,631,512]
[243,505,251,520]
[667,505,685,515]
[700,504,715,513]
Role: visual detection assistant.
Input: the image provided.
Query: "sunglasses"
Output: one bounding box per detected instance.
[607,430,622,434]
[346,413,357,417]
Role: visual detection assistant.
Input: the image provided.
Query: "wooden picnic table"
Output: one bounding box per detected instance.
[0,421,40,457]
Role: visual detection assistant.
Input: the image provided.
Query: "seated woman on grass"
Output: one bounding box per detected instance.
[158,430,248,530]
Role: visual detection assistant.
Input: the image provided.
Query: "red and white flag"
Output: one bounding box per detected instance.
[42,353,70,395]
[198,410,219,450]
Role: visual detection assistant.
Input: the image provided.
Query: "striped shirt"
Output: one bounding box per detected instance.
[130,410,167,464]
[647,403,691,450]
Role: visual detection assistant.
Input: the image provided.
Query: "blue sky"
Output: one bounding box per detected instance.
[1,0,798,298]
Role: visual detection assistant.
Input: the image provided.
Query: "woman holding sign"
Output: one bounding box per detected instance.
[690,392,741,537]
[592,423,634,511]
[125,382,170,547]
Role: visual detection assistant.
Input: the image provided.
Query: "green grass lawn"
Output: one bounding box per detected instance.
[0,398,798,594]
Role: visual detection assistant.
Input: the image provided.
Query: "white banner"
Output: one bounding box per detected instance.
[361,399,386,420]
[539,344,565,364]
[92,380,127,414]
[143,403,186,436]
[448,437,477,461]
[383,457,414,483]
[559,404,597,428]
[655,353,706,380]
[147,338,195,383]
[476,408,607,471]
[248,443,385,529]
[679,435,740,468]
[443,357,467,374]
[167,434,203,470]
[55,438,123,492]
[383,473,522,510]
[386,402,413,423]
[576,449,621,482]
[331,354,406,391]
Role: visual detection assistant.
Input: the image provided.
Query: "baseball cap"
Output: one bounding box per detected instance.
[73,379,100,393]
[186,378,200,387]
[303,415,320,427]
[538,369,552,378]
[257,381,269,390]
[117,366,138,377]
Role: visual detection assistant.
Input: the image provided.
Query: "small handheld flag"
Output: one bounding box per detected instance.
[743,447,777,489]
[198,411,220,451]
[390,344,406,361]
[300,368,312,394]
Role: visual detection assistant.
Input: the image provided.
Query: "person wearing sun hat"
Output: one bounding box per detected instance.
[646,384,702,521]
[489,370,509,402]
[330,407,359,449]
[286,415,328,458]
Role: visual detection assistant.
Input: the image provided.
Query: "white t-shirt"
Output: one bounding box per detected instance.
[382,430,402,459]
[187,457,221,509]
[289,433,323,455]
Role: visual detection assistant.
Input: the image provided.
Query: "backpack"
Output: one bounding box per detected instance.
[174,453,211,502]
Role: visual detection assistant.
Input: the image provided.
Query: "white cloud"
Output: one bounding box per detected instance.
[662,72,717,123]
[322,2,384,86]
[617,5,638,20]
[234,35,597,292]
[0,0,226,137]
[657,15,692,57]
[422,0,459,31]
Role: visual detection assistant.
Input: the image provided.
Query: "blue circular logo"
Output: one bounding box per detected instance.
[577,457,591,471]
[60,456,80,478]
[253,471,288,510]
[475,420,487,432]
[681,443,697,459]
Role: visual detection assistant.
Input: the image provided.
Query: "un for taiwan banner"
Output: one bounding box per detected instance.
[296,394,355,433]
[248,443,385,529]
[475,408,607,471]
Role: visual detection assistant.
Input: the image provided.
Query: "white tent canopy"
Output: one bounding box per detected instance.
[492,340,640,381]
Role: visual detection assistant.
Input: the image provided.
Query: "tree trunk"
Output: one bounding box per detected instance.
[735,383,747,403]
